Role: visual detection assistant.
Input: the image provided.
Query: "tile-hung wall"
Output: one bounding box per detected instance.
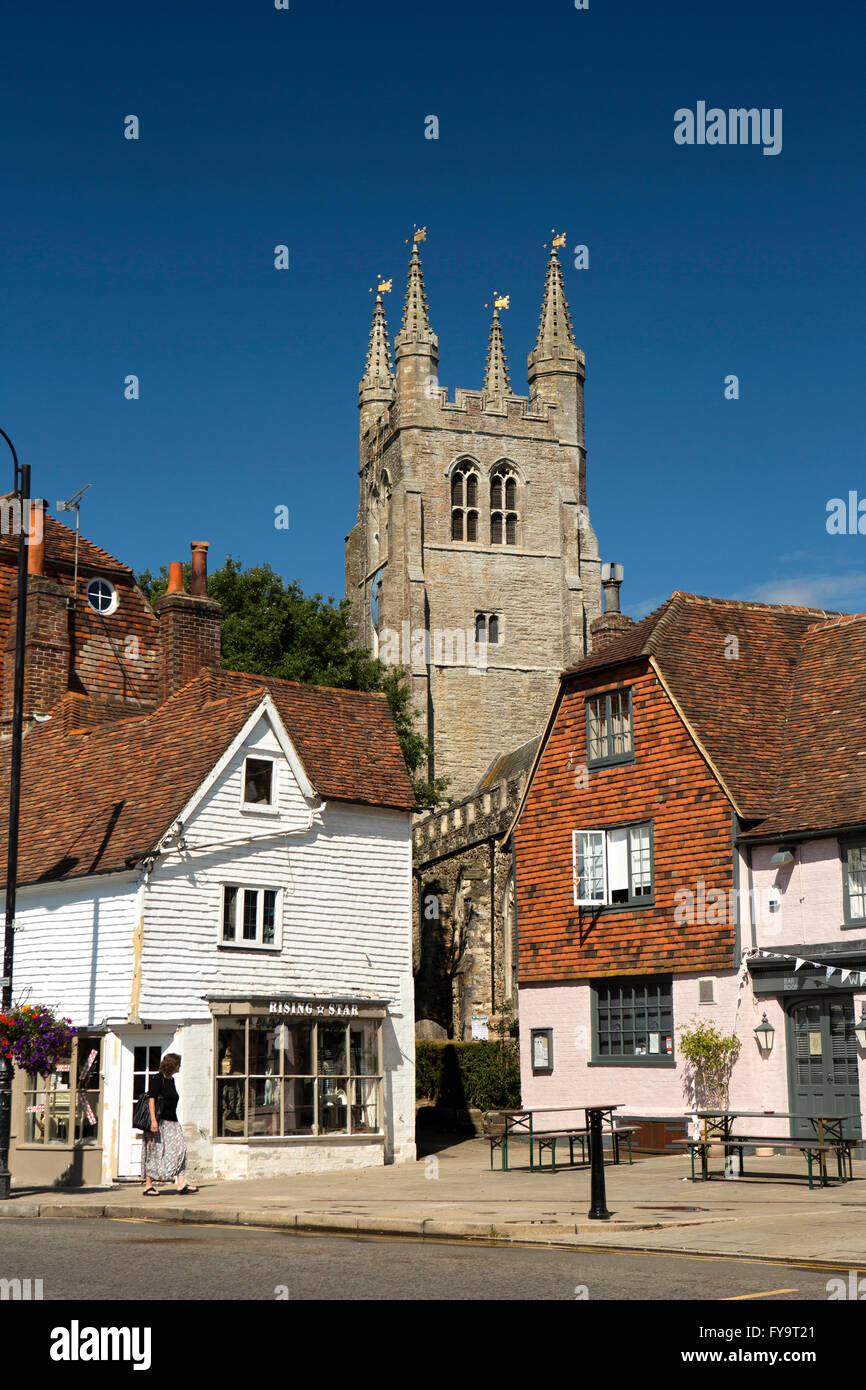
[515,661,736,1126]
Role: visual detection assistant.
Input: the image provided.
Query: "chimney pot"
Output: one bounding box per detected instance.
[26,500,46,577]
[600,561,624,615]
[167,561,185,594]
[190,541,209,597]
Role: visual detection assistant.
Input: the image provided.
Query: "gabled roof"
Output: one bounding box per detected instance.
[743,612,866,837]
[518,591,862,839]
[473,736,540,796]
[0,510,134,577]
[0,668,415,889]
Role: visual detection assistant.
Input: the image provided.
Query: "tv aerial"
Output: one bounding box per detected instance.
[56,483,93,610]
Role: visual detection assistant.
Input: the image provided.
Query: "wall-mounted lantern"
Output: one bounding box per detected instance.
[754,1013,775,1053]
[770,845,796,865]
[855,1008,866,1050]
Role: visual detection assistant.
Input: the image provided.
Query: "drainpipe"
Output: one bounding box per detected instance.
[511,837,519,1002]
[746,844,757,950]
[489,836,496,1020]
[731,809,741,963]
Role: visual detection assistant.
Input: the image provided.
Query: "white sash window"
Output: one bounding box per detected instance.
[573,822,653,907]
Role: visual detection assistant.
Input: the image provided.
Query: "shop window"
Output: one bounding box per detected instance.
[23,1034,103,1146]
[221,885,280,948]
[592,977,674,1063]
[573,822,653,907]
[242,757,275,807]
[586,689,633,766]
[214,1016,382,1139]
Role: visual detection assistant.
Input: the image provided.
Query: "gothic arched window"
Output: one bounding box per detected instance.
[367,482,380,566]
[451,462,480,542]
[490,465,519,546]
[380,471,392,558]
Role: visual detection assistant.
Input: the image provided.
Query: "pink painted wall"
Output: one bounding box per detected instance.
[519,974,866,1139]
[746,839,844,949]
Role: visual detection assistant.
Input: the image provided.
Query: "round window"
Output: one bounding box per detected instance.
[85,577,118,616]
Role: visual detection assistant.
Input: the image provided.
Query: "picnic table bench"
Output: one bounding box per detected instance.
[677,1109,861,1189]
[673,1136,841,1189]
[483,1106,638,1172]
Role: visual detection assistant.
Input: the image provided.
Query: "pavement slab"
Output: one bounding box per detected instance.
[4,1135,863,1264]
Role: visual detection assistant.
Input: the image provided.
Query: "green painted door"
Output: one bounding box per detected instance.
[788,998,861,1139]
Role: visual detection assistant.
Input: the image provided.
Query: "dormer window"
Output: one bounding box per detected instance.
[243,757,275,808]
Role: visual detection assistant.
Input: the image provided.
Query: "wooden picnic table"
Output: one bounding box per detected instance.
[689,1109,862,1185]
[486,1105,625,1172]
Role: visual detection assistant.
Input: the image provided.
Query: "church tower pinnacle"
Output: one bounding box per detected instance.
[359,290,396,436]
[533,243,575,351]
[483,307,511,399]
[527,238,585,452]
[394,232,438,413]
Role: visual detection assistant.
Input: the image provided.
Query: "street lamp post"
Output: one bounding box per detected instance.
[0,427,30,1201]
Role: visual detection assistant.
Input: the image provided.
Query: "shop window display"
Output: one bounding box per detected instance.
[214,1015,381,1138]
[23,1034,102,1146]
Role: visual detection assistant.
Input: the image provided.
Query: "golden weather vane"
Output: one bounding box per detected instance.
[484,291,510,311]
[543,229,567,250]
[404,224,427,245]
[368,275,393,294]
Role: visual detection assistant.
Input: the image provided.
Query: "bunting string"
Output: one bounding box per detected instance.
[739,948,864,988]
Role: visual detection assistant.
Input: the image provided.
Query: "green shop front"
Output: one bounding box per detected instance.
[748,948,865,1152]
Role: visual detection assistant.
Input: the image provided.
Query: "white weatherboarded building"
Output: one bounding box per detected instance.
[4,669,416,1185]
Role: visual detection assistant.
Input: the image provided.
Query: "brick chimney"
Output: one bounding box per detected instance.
[1,500,72,726]
[589,562,635,653]
[153,542,222,701]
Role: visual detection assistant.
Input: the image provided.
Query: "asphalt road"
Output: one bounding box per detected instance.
[0,1218,850,1302]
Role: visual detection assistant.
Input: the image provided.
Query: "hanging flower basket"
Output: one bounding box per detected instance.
[0,1004,76,1077]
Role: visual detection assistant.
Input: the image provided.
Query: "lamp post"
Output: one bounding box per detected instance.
[0,427,30,1201]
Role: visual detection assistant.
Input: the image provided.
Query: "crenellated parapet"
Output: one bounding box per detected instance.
[413,768,529,859]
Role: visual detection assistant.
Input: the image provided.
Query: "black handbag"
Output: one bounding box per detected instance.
[133,1089,163,1133]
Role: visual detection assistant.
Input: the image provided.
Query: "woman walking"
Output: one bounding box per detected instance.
[141,1052,198,1196]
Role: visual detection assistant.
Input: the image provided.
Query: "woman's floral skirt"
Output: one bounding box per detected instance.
[141,1120,187,1182]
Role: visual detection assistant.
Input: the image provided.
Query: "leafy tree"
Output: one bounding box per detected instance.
[137,557,448,809]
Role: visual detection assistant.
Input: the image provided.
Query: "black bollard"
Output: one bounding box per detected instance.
[587,1107,611,1220]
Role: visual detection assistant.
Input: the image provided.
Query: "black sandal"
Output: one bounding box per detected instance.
[143,1186,160,1196]
[175,1183,198,1194]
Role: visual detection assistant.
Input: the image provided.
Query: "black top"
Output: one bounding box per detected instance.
[147,1072,179,1124]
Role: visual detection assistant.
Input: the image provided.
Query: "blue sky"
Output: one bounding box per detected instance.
[1,0,864,618]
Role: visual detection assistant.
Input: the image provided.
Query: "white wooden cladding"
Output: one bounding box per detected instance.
[14,712,413,1029]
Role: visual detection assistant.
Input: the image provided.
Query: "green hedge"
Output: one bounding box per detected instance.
[415,1039,521,1111]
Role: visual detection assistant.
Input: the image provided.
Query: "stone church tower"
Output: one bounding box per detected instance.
[345,234,604,799]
